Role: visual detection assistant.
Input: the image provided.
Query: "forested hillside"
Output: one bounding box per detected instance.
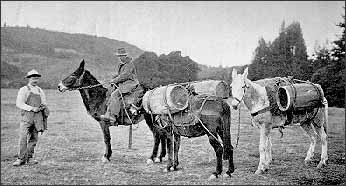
[1,14,344,108]
[1,26,144,88]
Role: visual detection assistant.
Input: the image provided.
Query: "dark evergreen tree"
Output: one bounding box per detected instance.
[248,37,272,80]
[270,21,309,80]
[311,8,345,107]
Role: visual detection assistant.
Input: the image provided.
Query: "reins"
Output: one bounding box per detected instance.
[67,72,140,130]
[69,83,106,91]
[67,70,107,91]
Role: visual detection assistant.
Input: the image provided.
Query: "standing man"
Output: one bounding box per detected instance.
[100,48,142,125]
[13,69,49,166]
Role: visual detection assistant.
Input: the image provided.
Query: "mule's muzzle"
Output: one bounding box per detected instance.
[57,82,68,92]
[231,98,240,110]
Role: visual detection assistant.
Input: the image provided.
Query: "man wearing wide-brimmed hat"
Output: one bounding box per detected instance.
[100,48,143,125]
[13,69,49,166]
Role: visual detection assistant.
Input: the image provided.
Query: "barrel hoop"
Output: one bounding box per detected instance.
[290,83,297,109]
[308,82,323,105]
[162,85,170,111]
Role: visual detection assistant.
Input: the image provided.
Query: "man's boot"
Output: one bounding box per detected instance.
[12,158,25,166]
[26,158,39,165]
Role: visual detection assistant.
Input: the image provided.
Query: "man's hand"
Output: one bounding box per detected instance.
[32,107,41,112]
[39,104,46,110]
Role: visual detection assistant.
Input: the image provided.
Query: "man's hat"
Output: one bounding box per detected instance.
[115,48,128,56]
[26,69,41,78]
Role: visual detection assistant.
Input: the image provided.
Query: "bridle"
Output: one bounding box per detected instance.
[233,78,249,108]
[66,70,105,91]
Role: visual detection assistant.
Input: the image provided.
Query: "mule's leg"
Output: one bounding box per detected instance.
[172,134,181,170]
[158,133,167,162]
[313,108,328,168]
[315,125,328,168]
[224,144,235,178]
[208,133,223,180]
[216,127,234,178]
[163,131,174,172]
[255,123,269,174]
[99,122,112,162]
[264,125,273,170]
[147,132,161,164]
[300,122,317,165]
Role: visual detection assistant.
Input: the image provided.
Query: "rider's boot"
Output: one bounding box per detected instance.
[101,111,117,124]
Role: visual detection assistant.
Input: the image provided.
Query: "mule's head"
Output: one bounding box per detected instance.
[230,67,249,110]
[58,60,86,92]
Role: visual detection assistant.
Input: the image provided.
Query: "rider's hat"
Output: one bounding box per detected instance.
[26,69,41,78]
[115,48,128,56]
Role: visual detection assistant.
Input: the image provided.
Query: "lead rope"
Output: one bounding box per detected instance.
[192,96,224,147]
[233,81,248,149]
[235,105,241,149]
[164,86,175,171]
[193,113,224,147]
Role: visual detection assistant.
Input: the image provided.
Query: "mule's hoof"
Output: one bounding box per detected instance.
[146,159,154,165]
[304,159,312,166]
[222,173,231,179]
[163,168,169,173]
[154,157,161,163]
[317,162,326,169]
[255,169,264,175]
[208,174,218,180]
[101,156,110,163]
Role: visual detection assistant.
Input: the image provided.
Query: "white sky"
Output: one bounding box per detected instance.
[1,1,344,67]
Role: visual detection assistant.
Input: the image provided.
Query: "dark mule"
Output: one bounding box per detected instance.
[157,94,234,180]
[57,60,167,163]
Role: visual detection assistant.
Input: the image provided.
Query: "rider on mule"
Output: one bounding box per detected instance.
[100,48,143,125]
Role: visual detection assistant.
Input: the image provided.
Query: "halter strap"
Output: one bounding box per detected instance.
[234,79,248,104]
[75,70,86,87]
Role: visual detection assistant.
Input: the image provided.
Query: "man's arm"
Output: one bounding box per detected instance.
[16,87,34,111]
[111,63,134,84]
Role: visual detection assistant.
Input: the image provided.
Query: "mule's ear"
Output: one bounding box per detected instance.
[232,68,237,79]
[79,59,85,69]
[243,67,249,78]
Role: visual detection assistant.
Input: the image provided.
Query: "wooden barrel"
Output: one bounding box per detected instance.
[143,85,189,114]
[276,83,324,111]
[190,80,230,98]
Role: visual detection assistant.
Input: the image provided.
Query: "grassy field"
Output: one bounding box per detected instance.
[1,88,345,185]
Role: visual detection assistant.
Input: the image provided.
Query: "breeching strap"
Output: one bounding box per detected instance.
[193,96,224,147]
[193,113,224,148]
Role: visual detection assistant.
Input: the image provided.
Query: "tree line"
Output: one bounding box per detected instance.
[247,12,345,108]
[1,10,344,108]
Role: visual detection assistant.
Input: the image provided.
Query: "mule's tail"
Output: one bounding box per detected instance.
[222,102,232,160]
[322,97,328,135]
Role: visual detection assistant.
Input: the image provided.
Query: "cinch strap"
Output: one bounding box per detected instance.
[251,106,271,117]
